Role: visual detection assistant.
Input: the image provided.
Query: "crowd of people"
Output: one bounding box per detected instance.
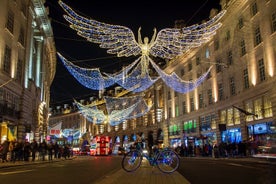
[175,141,261,158]
[0,139,72,163]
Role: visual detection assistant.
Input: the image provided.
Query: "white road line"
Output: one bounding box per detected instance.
[0,169,33,175]
[227,163,258,169]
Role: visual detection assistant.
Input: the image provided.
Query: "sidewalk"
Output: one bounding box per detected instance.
[94,159,190,184]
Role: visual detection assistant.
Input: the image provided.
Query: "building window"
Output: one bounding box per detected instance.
[264,96,273,118]
[216,58,222,73]
[168,107,171,118]
[207,89,212,105]
[205,48,210,59]
[190,97,194,112]
[225,30,230,41]
[16,59,23,82]
[245,101,254,122]
[168,91,171,100]
[254,27,262,46]
[214,39,219,50]
[220,110,226,124]
[175,105,179,117]
[199,94,203,108]
[21,1,27,17]
[254,98,263,120]
[240,39,246,56]
[258,58,266,82]
[180,68,185,76]
[3,45,12,74]
[251,2,258,16]
[272,12,276,33]
[218,83,224,101]
[188,63,192,71]
[243,68,249,89]
[6,10,14,33]
[227,108,234,126]
[18,28,25,46]
[233,108,241,125]
[238,17,244,29]
[227,50,233,66]
[196,57,201,65]
[230,77,236,96]
[182,101,186,114]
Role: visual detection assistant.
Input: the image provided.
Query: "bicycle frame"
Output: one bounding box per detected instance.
[134,143,161,166]
[122,143,180,173]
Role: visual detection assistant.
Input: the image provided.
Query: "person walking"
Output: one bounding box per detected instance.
[147,131,154,157]
[1,139,10,162]
[30,139,38,161]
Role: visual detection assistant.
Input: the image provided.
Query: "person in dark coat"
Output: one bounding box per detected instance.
[1,139,10,162]
[30,139,38,161]
[147,131,154,157]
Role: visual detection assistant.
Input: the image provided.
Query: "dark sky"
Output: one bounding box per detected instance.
[45,0,221,106]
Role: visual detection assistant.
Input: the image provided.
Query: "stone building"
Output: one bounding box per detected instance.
[0,0,56,143]
[164,0,276,149]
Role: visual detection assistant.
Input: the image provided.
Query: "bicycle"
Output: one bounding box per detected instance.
[121,143,180,173]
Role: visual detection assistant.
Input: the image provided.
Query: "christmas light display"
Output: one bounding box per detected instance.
[75,95,152,126]
[58,52,140,90]
[58,1,226,125]
[58,1,226,92]
[59,0,225,60]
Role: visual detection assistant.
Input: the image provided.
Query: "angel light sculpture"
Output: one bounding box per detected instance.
[59,1,226,93]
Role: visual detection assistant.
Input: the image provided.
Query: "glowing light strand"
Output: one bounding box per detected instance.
[75,95,152,126]
[59,1,226,60]
[149,57,213,93]
[58,52,139,90]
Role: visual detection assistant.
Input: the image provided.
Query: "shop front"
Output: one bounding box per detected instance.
[221,128,242,143]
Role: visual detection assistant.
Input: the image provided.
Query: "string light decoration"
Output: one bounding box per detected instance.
[75,95,152,126]
[58,52,139,90]
[149,58,213,93]
[58,1,226,93]
[58,52,212,93]
[59,0,225,60]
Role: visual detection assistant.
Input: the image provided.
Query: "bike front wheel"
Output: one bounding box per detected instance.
[121,150,142,172]
[157,149,179,173]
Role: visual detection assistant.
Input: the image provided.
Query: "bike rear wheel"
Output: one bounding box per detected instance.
[157,149,179,173]
[121,150,142,172]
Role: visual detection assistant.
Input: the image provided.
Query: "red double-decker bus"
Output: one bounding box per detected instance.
[90,136,112,156]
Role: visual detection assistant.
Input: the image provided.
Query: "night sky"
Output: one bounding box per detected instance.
[45,0,221,106]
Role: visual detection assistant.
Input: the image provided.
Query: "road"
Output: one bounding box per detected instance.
[178,157,276,184]
[0,156,275,184]
[0,156,122,184]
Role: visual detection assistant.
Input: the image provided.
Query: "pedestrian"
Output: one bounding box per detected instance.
[54,142,59,159]
[39,139,47,161]
[48,142,54,161]
[147,131,154,157]
[1,139,10,162]
[30,139,38,161]
[135,132,143,150]
[23,140,31,161]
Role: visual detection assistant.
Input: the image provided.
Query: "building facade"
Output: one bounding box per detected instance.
[0,0,56,143]
[164,0,276,149]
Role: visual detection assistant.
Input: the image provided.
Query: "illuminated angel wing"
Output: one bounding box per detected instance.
[149,10,226,60]
[59,1,141,57]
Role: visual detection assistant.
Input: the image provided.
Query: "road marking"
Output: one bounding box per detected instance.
[227,163,258,169]
[0,169,33,175]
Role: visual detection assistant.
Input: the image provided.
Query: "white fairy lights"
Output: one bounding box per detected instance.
[58,1,226,124]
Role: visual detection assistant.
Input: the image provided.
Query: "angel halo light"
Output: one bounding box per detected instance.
[58,1,226,93]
